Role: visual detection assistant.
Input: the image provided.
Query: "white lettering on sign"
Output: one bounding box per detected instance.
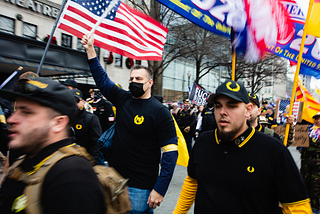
[4,0,59,19]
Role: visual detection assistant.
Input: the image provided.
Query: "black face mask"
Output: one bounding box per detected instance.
[129,82,145,97]
[207,103,214,108]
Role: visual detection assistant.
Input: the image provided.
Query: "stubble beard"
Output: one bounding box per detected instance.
[10,126,50,159]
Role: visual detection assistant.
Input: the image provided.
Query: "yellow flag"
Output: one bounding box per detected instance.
[296,79,320,123]
[306,0,320,38]
[172,115,189,167]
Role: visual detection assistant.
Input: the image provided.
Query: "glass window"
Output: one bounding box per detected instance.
[268,89,271,93]
[0,15,14,34]
[61,33,72,48]
[135,60,141,65]
[77,38,85,52]
[23,22,37,39]
[114,53,122,67]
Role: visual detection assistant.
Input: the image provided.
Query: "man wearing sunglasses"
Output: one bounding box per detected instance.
[0,78,105,214]
[71,89,102,164]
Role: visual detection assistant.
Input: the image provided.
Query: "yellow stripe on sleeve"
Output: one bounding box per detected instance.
[162,144,178,153]
[282,198,312,213]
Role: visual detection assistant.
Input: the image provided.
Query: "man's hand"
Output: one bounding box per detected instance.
[147,189,163,209]
[81,34,97,59]
[184,126,190,133]
[286,115,295,127]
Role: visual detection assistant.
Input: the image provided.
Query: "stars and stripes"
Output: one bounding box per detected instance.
[276,100,300,124]
[58,0,168,61]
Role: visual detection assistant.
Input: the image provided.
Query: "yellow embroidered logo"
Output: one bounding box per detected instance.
[27,80,48,89]
[134,115,144,125]
[247,166,255,173]
[76,92,80,95]
[76,124,82,130]
[248,93,256,99]
[12,194,27,213]
[226,81,240,92]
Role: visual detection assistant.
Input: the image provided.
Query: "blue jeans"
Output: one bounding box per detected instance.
[128,187,153,214]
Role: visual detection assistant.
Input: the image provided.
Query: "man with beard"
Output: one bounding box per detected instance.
[81,34,178,213]
[0,77,105,214]
[248,92,295,146]
[173,80,311,214]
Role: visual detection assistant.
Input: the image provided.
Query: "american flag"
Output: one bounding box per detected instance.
[276,100,300,124]
[57,0,168,61]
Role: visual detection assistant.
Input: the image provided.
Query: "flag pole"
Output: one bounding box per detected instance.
[0,66,23,89]
[88,0,120,38]
[232,51,236,81]
[37,0,68,75]
[283,0,314,146]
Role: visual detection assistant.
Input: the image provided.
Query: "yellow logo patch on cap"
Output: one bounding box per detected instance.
[248,93,256,99]
[134,115,144,125]
[226,81,240,92]
[27,80,48,89]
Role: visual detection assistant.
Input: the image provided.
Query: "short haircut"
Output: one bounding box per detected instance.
[131,65,153,80]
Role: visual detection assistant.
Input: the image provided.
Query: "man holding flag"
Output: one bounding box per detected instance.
[81,34,178,213]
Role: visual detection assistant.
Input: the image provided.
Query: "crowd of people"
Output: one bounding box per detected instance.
[0,33,317,214]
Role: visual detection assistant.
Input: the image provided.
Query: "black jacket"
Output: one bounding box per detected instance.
[73,109,102,162]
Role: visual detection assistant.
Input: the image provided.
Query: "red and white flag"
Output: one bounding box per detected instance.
[58,0,168,61]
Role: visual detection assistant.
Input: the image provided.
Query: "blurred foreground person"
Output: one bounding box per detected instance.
[173,80,311,214]
[82,34,177,213]
[0,78,105,214]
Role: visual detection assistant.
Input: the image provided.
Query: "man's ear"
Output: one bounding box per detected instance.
[148,79,154,88]
[246,103,253,118]
[51,115,69,134]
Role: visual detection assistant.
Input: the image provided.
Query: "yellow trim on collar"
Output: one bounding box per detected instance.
[258,125,262,132]
[281,198,310,207]
[27,143,76,175]
[238,127,255,148]
[214,127,255,148]
[162,144,178,153]
[215,129,219,145]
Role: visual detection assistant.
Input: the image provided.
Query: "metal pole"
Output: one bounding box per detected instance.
[37,0,68,75]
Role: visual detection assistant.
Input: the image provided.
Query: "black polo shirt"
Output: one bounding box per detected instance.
[188,126,309,214]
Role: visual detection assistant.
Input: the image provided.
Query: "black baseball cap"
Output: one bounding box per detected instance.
[207,80,249,104]
[71,89,83,99]
[262,100,268,104]
[63,79,78,89]
[0,77,76,122]
[248,92,259,107]
[313,112,320,119]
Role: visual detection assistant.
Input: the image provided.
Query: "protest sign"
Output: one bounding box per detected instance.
[188,81,210,106]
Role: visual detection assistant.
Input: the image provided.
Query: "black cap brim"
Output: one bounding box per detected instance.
[207,92,245,103]
[249,97,259,107]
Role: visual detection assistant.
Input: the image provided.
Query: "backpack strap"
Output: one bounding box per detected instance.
[263,127,275,137]
[7,145,92,214]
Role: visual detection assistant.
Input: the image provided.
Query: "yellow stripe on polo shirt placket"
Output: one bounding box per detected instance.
[238,127,255,148]
[162,144,178,153]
